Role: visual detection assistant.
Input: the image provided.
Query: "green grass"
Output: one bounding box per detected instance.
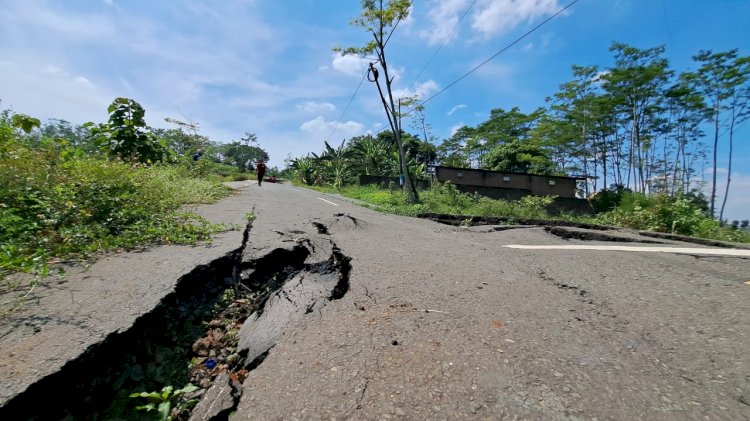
[302,182,750,243]
[0,149,233,288]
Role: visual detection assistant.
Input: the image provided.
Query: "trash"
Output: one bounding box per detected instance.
[205,359,217,369]
[492,320,504,329]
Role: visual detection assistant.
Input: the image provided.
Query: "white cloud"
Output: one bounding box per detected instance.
[300,116,365,141]
[74,76,95,88]
[450,123,465,136]
[332,53,369,77]
[471,0,563,38]
[447,104,466,115]
[420,0,470,45]
[393,80,439,100]
[297,101,335,113]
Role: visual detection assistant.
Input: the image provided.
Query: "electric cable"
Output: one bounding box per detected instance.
[410,0,581,112]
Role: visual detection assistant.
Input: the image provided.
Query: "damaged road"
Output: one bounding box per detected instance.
[2,180,750,420]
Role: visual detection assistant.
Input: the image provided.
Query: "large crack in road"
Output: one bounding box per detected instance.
[0,219,352,421]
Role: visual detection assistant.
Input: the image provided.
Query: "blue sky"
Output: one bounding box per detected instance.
[1,0,749,219]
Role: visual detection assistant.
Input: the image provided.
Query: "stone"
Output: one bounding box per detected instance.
[189,372,235,421]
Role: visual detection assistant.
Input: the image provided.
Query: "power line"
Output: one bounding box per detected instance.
[410,0,478,86]
[412,0,581,111]
[383,0,412,48]
[325,68,369,144]
[327,1,412,144]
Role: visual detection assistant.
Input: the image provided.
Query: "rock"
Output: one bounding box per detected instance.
[189,372,235,421]
[192,337,211,356]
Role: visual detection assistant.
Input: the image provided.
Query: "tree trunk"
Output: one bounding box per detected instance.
[719,104,736,221]
[710,100,720,218]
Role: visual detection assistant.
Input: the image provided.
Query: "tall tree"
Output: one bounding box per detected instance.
[602,42,672,193]
[684,49,750,217]
[337,0,418,203]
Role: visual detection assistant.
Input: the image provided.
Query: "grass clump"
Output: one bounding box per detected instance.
[0,144,231,285]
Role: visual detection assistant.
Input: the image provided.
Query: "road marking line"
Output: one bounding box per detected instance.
[504,245,750,257]
[317,197,340,206]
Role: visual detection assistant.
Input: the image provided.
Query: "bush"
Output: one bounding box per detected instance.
[0,140,230,279]
[596,193,749,242]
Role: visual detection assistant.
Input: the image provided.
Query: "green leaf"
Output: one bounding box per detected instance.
[157,401,171,421]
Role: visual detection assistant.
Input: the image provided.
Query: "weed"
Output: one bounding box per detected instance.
[130,384,200,421]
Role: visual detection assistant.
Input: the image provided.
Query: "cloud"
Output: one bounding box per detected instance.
[393,80,439,100]
[332,53,369,77]
[450,123,465,136]
[297,101,335,113]
[300,116,365,141]
[471,0,564,38]
[447,104,466,115]
[420,0,470,45]
[74,76,95,88]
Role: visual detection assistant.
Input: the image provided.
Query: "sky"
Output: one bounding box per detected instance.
[1,0,749,220]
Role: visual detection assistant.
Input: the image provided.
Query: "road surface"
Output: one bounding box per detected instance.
[231,182,750,419]
[1,181,748,420]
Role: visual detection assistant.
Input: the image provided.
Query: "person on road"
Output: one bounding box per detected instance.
[256,160,267,186]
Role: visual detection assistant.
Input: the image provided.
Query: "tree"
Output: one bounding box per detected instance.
[337,0,418,203]
[216,137,269,172]
[318,140,353,189]
[483,140,559,175]
[685,50,749,218]
[85,98,167,164]
[602,43,672,193]
[348,134,393,176]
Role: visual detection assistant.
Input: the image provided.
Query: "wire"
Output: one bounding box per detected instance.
[325,67,369,144]
[411,0,581,112]
[410,0,478,86]
[326,1,411,144]
[383,0,412,48]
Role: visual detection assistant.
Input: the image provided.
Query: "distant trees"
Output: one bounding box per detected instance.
[286,129,432,187]
[425,42,747,219]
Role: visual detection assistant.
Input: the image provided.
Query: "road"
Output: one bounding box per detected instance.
[229,182,750,419]
[1,180,748,419]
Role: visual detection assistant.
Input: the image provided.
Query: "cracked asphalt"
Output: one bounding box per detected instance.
[1,180,748,420]
[231,182,750,420]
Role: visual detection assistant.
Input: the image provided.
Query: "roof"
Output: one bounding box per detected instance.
[434,166,586,181]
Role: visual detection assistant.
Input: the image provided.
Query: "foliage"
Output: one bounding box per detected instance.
[85,98,169,164]
[0,108,231,293]
[596,193,749,242]
[483,139,559,175]
[130,384,199,421]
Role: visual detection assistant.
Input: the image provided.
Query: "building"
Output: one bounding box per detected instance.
[434,166,592,213]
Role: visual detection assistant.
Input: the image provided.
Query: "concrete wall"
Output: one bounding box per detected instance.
[359,175,431,190]
[435,166,578,198]
[452,185,593,215]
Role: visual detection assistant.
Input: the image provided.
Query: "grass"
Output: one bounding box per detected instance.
[1,147,234,315]
[301,182,750,243]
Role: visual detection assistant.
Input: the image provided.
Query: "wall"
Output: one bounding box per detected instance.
[435,166,578,198]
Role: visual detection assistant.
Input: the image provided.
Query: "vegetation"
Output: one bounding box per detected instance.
[337,0,420,203]
[291,38,749,237]
[130,384,199,421]
[0,98,271,314]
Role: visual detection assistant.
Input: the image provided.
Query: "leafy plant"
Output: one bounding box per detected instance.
[129,384,199,421]
[85,98,169,164]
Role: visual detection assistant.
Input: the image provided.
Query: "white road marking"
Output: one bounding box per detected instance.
[317,197,340,206]
[504,244,750,257]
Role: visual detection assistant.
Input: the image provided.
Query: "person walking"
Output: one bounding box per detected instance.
[256,160,267,186]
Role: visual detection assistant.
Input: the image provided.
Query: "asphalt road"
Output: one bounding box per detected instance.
[230,182,750,420]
